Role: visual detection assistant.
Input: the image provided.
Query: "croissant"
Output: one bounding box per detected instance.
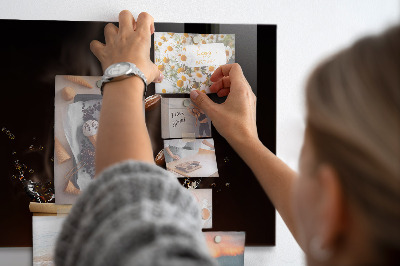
[64,75,93,88]
[55,137,71,164]
[61,86,76,101]
[145,94,161,111]
[155,149,165,166]
[64,180,81,195]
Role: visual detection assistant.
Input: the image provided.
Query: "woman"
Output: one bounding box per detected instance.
[187,106,211,137]
[55,10,400,266]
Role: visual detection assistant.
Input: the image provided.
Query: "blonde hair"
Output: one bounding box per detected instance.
[305,25,400,264]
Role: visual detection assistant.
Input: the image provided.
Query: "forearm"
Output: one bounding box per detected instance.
[95,77,153,175]
[165,146,174,157]
[229,136,299,241]
[202,140,214,149]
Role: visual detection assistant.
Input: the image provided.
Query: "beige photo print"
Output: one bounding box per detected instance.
[163,138,218,177]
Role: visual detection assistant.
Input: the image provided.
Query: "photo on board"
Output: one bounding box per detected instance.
[161,98,212,139]
[33,216,66,266]
[163,138,218,177]
[203,231,246,266]
[154,32,235,94]
[54,75,102,204]
[189,188,212,228]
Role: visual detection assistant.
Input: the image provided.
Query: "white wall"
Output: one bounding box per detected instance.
[0,1,398,265]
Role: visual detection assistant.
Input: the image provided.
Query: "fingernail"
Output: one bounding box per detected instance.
[155,72,164,83]
[190,90,199,100]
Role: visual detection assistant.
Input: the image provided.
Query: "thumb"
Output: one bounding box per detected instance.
[190,90,216,115]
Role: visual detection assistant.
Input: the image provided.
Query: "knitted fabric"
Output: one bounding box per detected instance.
[55,160,216,266]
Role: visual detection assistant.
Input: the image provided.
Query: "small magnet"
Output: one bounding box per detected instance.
[193,35,201,44]
[214,235,221,244]
[96,80,102,88]
[183,99,191,107]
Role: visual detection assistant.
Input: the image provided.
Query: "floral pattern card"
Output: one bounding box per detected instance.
[154,32,235,93]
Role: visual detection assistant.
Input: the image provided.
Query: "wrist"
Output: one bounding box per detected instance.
[102,76,145,97]
[228,130,261,151]
[100,61,148,96]
[102,59,152,82]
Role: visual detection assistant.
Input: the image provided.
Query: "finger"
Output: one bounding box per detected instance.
[149,63,164,83]
[90,40,105,60]
[190,90,217,118]
[136,12,154,36]
[119,10,134,35]
[210,63,243,82]
[132,13,137,30]
[217,88,230,97]
[104,23,118,44]
[153,70,164,83]
[209,76,231,93]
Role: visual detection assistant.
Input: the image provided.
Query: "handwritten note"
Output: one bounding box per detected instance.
[184,43,226,67]
[168,105,193,136]
[171,111,186,128]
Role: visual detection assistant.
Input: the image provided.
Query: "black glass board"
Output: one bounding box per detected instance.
[0,19,276,246]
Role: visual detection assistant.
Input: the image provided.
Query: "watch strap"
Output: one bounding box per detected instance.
[97,62,148,97]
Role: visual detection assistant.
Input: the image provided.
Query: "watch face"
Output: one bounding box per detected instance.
[106,62,131,77]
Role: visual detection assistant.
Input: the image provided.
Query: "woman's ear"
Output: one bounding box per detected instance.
[315,164,347,251]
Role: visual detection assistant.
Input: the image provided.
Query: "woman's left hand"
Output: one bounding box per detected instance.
[90,10,163,83]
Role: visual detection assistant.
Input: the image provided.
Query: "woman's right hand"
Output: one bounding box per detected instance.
[189,63,258,147]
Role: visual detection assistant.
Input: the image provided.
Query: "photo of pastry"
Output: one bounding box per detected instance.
[204,231,246,266]
[154,32,235,93]
[54,75,102,204]
[64,99,101,192]
[163,138,218,177]
[161,98,212,139]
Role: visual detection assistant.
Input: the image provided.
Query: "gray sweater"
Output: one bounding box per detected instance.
[55,160,217,266]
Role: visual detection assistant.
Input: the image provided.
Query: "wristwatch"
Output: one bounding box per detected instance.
[96,62,148,96]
